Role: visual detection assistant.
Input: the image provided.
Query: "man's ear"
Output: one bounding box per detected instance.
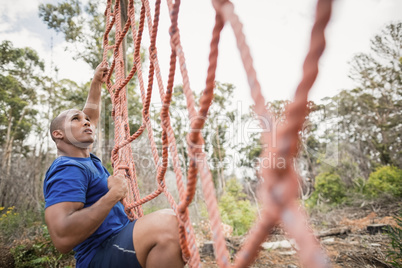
[52,130,64,140]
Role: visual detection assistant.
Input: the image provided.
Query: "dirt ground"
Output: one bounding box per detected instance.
[0,201,400,267]
[200,231,395,267]
[199,201,401,267]
[0,245,13,267]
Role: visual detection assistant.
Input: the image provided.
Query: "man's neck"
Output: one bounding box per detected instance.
[56,143,92,158]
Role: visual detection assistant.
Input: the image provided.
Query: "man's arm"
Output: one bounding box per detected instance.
[45,174,127,254]
[82,64,108,128]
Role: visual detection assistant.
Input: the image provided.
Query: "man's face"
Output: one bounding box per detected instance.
[61,109,94,147]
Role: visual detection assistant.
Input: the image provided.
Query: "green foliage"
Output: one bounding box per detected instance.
[104,161,113,175]
[0,207,18,239]
[352,177,367,194]
[38,0,139,70]
[0,207,74,268]
[0,75,35,144]
[307,172,346,207]
[319,154,364,188]
[38,0,83,42]
[142,203,166,215]
[218,179,257,236]
[11,225,74,268]
[365,166,402,198]
[0,40,43,146]
[0,207,41,244]
[0,40,44,75]
[386,214,402,268]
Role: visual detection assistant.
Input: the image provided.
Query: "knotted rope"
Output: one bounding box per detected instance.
[102,0,333,267]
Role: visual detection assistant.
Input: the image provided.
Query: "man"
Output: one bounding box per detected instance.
[43,65,184,268]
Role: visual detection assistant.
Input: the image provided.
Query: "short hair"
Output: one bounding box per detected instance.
[50,112,67,141]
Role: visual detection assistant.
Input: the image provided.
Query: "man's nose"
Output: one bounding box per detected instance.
[84,120,91,127]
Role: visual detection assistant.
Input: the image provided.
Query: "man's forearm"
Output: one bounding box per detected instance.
[52,191,121,253]
[83,79,102,127]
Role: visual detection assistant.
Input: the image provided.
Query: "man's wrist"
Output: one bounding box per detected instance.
[91,79,103,86]
[104,189,122,206]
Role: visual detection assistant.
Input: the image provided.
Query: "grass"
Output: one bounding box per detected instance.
[0,206,74,268]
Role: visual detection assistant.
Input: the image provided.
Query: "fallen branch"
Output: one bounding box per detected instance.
[316,227,351,238]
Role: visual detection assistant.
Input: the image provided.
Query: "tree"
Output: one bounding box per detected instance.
[39,0,103,69]
[164,83,238,197]
[238,99,324,200]
[202,82,237,196]
[0,41,49,208]
[0,40,103,209]
[328,22,402,176]
[0,41,44,174]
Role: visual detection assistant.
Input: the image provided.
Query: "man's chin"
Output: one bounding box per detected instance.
[73,140,94,149]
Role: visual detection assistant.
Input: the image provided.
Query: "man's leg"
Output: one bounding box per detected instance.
[133,209,185,268]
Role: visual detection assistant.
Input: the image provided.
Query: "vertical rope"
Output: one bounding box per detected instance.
[102,0,334,267]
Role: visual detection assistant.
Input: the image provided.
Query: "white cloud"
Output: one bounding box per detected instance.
[0,0,48,60]
[1,0,43,38]
[0,28,46,55]
[51,42,92,83]
[0,0,92,84]
[1,0,40,21]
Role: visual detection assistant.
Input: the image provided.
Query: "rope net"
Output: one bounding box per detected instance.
[101,0,333,267]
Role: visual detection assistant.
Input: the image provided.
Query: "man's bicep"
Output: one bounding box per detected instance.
[45,202,84,233]
[45,202,85,253]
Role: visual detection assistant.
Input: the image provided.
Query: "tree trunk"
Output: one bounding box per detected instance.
[120,0,128,76]
[1,111,13,171]
[2,108,27,174]
[245,179,261,219]
[215,126,225,196]
[96,117,103,160]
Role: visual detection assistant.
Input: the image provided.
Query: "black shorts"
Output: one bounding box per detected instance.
[89,220,142,268]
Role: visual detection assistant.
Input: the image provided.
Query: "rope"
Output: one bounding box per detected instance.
[101,0,333,267]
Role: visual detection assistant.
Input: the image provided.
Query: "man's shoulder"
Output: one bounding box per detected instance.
[45,157,89,180]
[50,156,89,171]
[46,154,106,180]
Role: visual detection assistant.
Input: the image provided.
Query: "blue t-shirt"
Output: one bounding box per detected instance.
[43,154,130,268]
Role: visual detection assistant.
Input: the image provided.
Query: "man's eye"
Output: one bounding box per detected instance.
[86,118,90,122]
[72,117,78,121]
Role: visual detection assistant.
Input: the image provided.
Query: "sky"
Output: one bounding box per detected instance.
[1,0,401,110]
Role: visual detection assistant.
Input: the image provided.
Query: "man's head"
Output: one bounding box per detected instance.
[50,109,94,148]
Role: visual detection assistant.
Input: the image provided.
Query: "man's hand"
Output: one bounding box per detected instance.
[93,64,109,84]
[107,174,128,202]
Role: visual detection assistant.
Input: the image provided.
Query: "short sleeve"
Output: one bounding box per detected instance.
[44,164,89,208]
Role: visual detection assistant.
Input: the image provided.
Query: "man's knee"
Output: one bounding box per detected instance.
[155,210,180,243]
[157,208,176,216]
[136,208,182,248]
